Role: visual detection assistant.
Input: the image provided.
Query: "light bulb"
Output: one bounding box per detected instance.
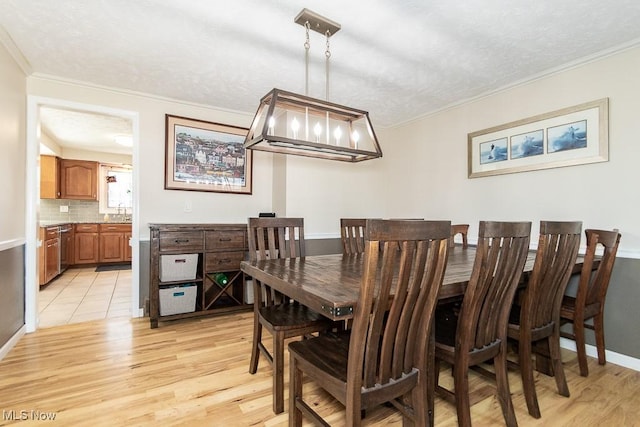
[334,126,342,145]
[268,116,275,135]
[352,130,360,149]
[314,122,322,142]
[291,117,300,139]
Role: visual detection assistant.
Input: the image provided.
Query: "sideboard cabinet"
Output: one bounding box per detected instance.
[148,223,250,328]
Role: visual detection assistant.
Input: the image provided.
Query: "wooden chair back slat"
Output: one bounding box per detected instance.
[248,217,305,262]
[580,229,620,306]
[459,221,531,352]
[525,221,582,329]
[247,217,306,307]
[450,224,469,248]
[340,218,367,254]
[348,219,451,391]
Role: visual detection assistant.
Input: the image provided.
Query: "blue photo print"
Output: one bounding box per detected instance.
[510,129,544,159]
[480,137,508,164]
[547,120,587,153]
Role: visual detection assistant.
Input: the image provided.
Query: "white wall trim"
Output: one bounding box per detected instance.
[0,326,26,361]
[307,232,341,240]
[0,26,32,75]
[0,238,26,252]
[30,73,253,121]
[560,338,640,372]
[394,38,640,128]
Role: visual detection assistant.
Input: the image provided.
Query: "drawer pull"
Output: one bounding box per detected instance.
[174,239,190,243]
[219,238,232,242]
[218,259,231,263]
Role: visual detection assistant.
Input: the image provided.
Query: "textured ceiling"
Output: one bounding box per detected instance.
[2,0,640,153]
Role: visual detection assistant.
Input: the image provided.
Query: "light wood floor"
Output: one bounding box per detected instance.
[1,312,639,426]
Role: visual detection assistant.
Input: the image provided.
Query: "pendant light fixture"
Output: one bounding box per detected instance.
[243,8,382,162]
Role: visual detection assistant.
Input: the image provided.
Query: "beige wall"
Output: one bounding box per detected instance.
[27,77,274,240]
[0,42,26,245]
[0,39,27,352]
[383,46,640,256]
[24,45,640,252]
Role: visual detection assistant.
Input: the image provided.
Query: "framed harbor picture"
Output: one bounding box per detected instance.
[468,98,608,178]
[165,115,252,194]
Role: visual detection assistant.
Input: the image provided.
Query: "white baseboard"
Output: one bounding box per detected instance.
[560,337,640,372]
[0,325,26,361]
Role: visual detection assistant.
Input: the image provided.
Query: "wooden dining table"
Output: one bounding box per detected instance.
[241,245,593,376]
[241,245,590,321]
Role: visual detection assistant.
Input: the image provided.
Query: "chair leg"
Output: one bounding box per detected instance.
[548,333,570,398]
[519,338,541,418]
[594,313,607,365]
[573,320,589,377]
[249,315,262,374]
[494,349,518,427]
[273,331,285,414]
[426,335,436,427]
[453,363,472,427]
[289,354,303,427]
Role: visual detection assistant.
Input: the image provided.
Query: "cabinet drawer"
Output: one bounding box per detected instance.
[159,231,204,252]
[44,227,59,239]
[205,251,245,272]
[99,224,132,233]
[205,230,246,251]
[75,224,99,233]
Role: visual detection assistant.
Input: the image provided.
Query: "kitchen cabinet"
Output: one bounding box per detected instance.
[148,224,250,328]
[74,224,99,264]
[39,226,60,286]
[99,224,132,263]
[60,159,98,200]
[40,155,61,199]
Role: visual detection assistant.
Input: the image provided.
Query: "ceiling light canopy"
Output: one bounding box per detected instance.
[244,9,382,162]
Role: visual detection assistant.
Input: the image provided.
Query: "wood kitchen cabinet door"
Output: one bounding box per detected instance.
[40,155,61,199]
[60,159,98,200]
[74,225,99,264]
[99,232,125,262]
[44,238,60,283]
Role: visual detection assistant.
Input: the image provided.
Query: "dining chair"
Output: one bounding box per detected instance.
[340,218,367,254]
[434,220,531,427]
[450,224,469,249]
[507,221,582,418]
[289,219,451,427]
[560,228,621,377]
[246,217,333,414]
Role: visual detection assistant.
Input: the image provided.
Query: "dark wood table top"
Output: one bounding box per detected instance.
[240,246,588,321]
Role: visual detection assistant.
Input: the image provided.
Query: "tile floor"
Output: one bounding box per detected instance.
[38,266,132,328]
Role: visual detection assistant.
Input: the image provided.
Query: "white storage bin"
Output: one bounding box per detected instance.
[160,254,198,281]
[244,279,254,304]
[159,284,197,316]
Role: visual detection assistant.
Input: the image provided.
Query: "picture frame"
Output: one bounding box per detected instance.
[468,98,608,178]
[165,114,252,194]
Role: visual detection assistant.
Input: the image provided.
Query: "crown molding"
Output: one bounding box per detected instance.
[0,24,32,75]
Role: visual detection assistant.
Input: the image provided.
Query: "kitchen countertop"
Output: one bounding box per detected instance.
[40,221,132,227]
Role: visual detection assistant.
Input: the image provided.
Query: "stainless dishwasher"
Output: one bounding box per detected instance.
[59,224,73,272]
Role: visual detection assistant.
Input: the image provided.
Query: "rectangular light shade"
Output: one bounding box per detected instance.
[244,88,382,162]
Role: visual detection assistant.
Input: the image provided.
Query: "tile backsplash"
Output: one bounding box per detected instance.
[40,199,124,222]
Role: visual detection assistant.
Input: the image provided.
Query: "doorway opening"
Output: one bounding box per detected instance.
[26,96,140,332]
